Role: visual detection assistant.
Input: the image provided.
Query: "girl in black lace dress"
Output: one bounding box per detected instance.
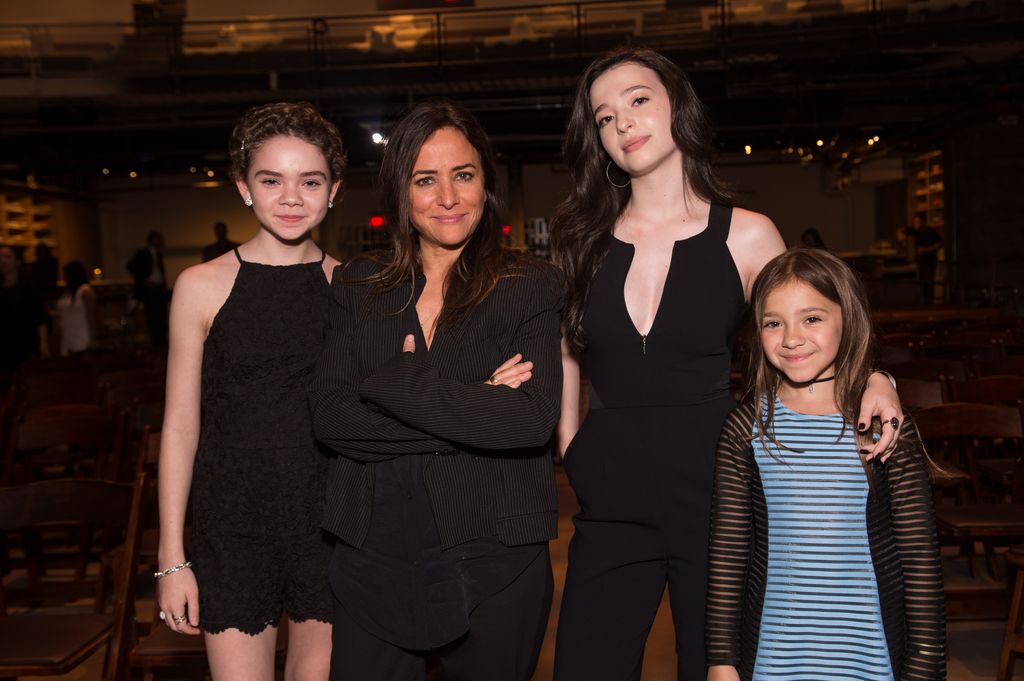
[156,102,343,681]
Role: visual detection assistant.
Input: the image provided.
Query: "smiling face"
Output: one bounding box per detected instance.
[235,134,339,243]
[760,279,843,387]
[408,127,485,254]
[589,61,682,179]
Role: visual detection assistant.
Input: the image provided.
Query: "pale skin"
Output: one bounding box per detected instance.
[157,134,339,681]
[398,127,532,387]
[557,62,901,464]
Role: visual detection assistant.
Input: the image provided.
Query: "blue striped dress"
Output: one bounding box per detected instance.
[750,399,894,681]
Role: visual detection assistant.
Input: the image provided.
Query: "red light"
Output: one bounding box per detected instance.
[369,215,384,228]
[502,225,511,235]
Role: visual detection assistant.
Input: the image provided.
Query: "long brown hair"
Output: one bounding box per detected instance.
[360,98,513,328]
[551,47,733,355]
[746,249,875,446]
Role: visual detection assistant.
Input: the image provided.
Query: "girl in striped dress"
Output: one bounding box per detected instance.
[706,249,945,681]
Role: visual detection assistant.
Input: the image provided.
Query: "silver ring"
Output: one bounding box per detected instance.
[172,614,186,625]
[159,611,166,621]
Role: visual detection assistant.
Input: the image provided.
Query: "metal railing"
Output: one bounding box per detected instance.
[0,0,1008,80]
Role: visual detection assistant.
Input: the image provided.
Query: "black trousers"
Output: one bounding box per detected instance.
[554,400,727,681]
[329,546,553,681]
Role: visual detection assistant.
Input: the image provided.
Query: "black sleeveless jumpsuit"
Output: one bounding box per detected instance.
[555,205,746,680]
[190,248,334,635]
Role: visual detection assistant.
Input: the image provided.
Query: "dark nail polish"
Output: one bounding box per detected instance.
[858,422,867,431]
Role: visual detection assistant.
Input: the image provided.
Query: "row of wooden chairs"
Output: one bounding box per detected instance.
[0,475,145,681]
[0,434,287,681]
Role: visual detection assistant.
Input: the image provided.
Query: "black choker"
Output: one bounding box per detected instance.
[807,375,835,393]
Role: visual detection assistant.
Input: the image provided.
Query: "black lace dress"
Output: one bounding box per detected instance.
[190,248,334,635]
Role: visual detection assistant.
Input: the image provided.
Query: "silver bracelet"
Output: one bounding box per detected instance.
[154,561,192,579]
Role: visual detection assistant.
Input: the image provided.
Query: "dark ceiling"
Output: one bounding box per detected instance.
[0,0,1021,189]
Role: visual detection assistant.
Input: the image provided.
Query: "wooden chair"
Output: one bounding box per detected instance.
[22,371,98,393]
[17,384,103,409]
[895,377,947,411]
[0,474,145,681]
[944,329,1014,348]
[129,613,287,681]
[918,404,1024,578]
[924,342,1002,363]
[999,544,1024,681]
[935,455,1024,581]
[913,402,1022,502]
[977,355,1024,377]
[100,369,164,386]
[950,375,1024,405]
[877,332,936,361]
[3,411,127,485]
[886,358,969,383]
[82,351,155,373]
[105,383,165,412]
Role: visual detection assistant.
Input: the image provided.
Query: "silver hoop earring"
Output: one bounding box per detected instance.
[605,161,630,189]
[244,196,253,207]
[327,199,334,209]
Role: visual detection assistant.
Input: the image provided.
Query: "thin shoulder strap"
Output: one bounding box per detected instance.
[233,247,244,264]
[707,204,734,241]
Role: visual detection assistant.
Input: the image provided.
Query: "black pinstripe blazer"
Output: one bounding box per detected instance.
[309,257,562,550]
[706,402,946,681]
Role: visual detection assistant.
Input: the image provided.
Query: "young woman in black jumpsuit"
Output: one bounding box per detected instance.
[551,48,904,681]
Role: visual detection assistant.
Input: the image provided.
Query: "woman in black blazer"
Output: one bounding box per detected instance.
[309,99,562,681]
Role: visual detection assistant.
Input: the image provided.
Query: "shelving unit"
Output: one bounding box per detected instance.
[909,150,945,228]
[0,193,55,251]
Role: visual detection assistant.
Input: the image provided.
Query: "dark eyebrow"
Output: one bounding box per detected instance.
[593,85,652,116]
[252,169,328,179]
[412,163,478,176]
[762,306,829,317]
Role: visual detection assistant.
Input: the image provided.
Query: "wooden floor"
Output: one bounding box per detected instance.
[19,466,1024,681]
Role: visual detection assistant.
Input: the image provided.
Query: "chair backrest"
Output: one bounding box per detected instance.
[913,402,1024,440]
[20,383,103,408]
[106,474,146,681]
[944,330,1014,347]
[0,474,145,681]
[0,476,139,533]
[896,377,947,410]
[23,371,99,392]
[5,412,126,484]
[16,413,121,451]
[99,370,165,389]
[913,402,1023,503]
[975,355,1024,377]
[924,343,1001,362]
[886,358,969,382]
[106,383,165,410]
[950,375,1024,405]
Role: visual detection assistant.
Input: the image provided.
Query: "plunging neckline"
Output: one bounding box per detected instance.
[612,223,709,341]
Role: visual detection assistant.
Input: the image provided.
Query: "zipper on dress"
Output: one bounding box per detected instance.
[641,334,647,355]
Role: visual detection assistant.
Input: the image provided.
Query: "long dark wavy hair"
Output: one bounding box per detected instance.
[358,98,518,328]
[552,47,733,355]
[746,249,875,450]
